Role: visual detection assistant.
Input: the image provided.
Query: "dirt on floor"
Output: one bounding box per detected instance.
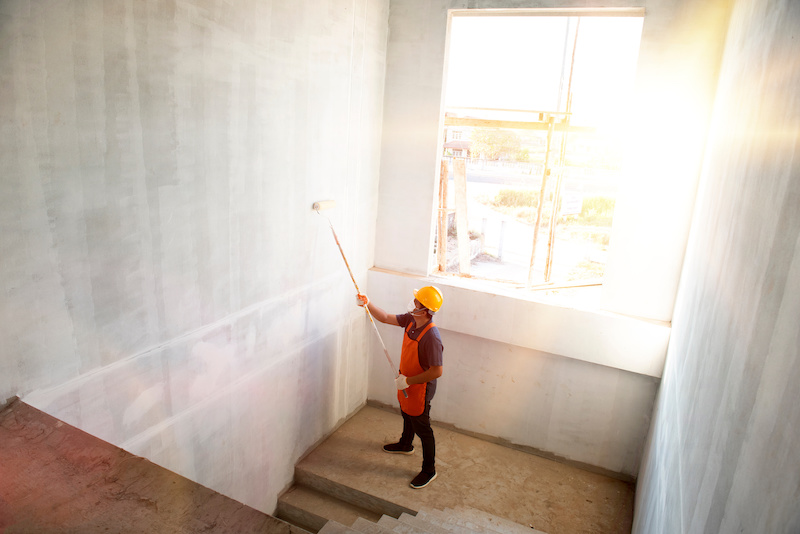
[0,399,299,534]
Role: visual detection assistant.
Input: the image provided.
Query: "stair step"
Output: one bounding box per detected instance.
[318,519,360,534]
[285,406,553,534]
[350,517,396,534]
[418,506,544,534]
[276,484,382,533]
[318,506,548,534]
[445,505,547,534]
[296,466,416,519]
[397,512,454,534]
[292,406,630,534]
[376,515,430,534]
[415,509,483,534]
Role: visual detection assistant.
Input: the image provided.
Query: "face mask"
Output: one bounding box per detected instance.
[407,299,424,314]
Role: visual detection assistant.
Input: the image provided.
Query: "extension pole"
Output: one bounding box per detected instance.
[314,204,407,398]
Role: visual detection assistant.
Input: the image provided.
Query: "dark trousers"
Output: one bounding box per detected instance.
[399,402,435,474]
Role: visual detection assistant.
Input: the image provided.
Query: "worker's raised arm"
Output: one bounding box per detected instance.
[356,294,399,325]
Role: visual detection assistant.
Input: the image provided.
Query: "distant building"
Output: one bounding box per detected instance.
[443,138,472,158]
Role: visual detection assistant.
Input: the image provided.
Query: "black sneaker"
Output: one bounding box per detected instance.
[382,442,414,454]
[409,470,437,489]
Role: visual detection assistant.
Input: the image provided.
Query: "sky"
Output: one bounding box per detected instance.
[445,15,644,129]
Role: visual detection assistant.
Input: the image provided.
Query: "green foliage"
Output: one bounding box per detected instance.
[485,189,540,224]
[491,189,539,209]
[567,260,606,281]
[470,129,525,161]
[563,227,611,246]
[573,196,616,226]
[486,189,616,228]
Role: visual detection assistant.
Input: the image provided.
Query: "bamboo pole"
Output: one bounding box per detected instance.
[437,159,449,272]
[443,115,593,133]
[527,116,555,287]
[545,117,570,281]
[545,18,581,282]
[453,158,470,275]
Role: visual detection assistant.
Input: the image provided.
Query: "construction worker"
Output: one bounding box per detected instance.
[356,286,444,489]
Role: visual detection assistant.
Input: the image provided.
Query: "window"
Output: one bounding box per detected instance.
[434,13,643,298]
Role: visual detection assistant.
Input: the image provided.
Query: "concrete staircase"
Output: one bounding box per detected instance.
[275,461,547,533]
[274,405,634,534]
[276,456,546,533]
[275,467,411,532]
[275,405,549,534]
[288,504,547,534]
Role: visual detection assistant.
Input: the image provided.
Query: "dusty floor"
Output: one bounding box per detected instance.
[297,404,635,534]
[0,399,634,534]
[0,399,301,534]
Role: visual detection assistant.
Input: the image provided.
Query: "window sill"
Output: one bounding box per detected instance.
[367,267,670,378]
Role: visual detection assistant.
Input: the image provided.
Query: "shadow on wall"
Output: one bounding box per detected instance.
[23,281,369,513]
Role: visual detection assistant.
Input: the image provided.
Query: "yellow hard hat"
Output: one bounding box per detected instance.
[414,286,443,313]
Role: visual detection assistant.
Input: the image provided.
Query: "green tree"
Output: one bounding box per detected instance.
[470,129,522,161]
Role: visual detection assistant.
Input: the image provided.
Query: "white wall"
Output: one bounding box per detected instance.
[371,0,729,478]
[600,0,733,322]
[367,270,661,477]
[375,0,729,323]
[1,0,390,514]
[633,0,800,531]
[368,270,670,378]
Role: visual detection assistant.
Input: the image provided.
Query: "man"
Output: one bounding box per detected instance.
[356,286,444,489]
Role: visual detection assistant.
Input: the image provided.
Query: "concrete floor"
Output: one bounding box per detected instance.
[0,400,304,534]
[295,404,634,534]
[0,398,634,533]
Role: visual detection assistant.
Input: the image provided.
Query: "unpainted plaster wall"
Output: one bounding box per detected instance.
[367,270,662,478]
[1,0,390,513]
[634,0,800,531]
[370,0,729,479]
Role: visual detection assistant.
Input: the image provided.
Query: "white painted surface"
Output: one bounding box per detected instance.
[2,0,390,514]
[365,269,661,476]
[369,0,731,478]
[6,0,793,515]
[368,269,670,377]
[634,0,800,531]
[601,0,734,322]
[374,0,722,324]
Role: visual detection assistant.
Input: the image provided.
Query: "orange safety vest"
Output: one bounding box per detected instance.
[397,321,436,416]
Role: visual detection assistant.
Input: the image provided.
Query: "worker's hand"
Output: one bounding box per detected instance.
[356,293,369,307]
[395,374,409,390]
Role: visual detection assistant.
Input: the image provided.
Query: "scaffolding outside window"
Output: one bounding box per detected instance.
[434,13,643,297]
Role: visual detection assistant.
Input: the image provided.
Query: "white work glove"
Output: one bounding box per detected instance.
[356,293,369,307]
[395,374,409,390]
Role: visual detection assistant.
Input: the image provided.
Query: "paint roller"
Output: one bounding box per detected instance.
[313,200,408,398]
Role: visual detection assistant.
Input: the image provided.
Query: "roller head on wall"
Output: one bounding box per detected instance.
[312,200,336,212]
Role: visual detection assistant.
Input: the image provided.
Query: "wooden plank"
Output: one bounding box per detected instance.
[453,158,470,275]
[528,117,556,287]
[437,159,449,272]
[447,105,570,116]
[443,115,595,133]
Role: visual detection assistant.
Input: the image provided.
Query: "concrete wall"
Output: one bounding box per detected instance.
[1,0,389,513]
[368,271,662,477]
[367,270,663,478]
[370,0,729,479]
[633,0,800,532]
[8,0,792,522]
[375,0,731,322]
